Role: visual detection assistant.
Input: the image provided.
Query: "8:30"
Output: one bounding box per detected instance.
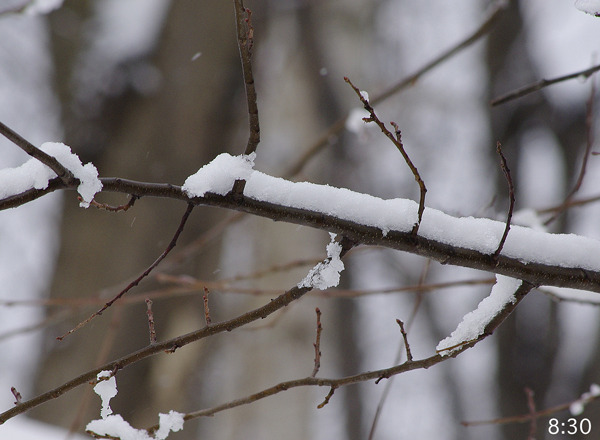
[548,418,591,435]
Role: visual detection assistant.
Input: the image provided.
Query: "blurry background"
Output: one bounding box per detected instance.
[1,0,600,439]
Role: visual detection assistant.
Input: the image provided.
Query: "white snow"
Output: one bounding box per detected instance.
[183,153,600,273]
[570,383,600,415]
[182,152,256,198]
[297,233,344,290]
[0,142,102,208]
[575,0,600,16]
[345,107,371,133]
[436,275,523,355]
[86,371,185,440]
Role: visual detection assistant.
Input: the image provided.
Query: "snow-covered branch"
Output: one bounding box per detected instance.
[3,148,600,292]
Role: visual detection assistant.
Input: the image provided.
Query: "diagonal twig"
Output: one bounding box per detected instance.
[56,203,195,340]
[345,77,427,234]
[0,121,76,186]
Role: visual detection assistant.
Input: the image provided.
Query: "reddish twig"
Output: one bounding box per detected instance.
[203,287,211,325]
[84,195,138,212]
[311,308,323,377]
[493,142,515,260]
[345,77,427,234]
[525,388,537,440]
[10,387,21,406]
[396,319,412,362]
[146,299,156,345]
[56,203,195,340]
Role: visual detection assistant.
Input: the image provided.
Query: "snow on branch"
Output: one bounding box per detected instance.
[86,371,184,440]
[436,275,523,355]
[0,142,102,207]
[297,233,345,290]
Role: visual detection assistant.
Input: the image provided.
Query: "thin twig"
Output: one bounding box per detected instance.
[10,388,21,406]
[203,287,211,325]
[345,77,427,233]
[144,282,534,434]
[85,195,138,212]
[396,319,412,362]
[56,203,195,340]
[0,283,314,424]
[525,388,537,440]
[491,63,600,106]
[285,2,506,177]
[234,0,260,155]
[493,141,515,260]
[146,299,157,345]
[311,308,323,377]
[317,386,337,409]
[0,120,76,186]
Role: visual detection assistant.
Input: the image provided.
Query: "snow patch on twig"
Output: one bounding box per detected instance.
[436,275,522,355]
[298,233,344,290]
[0,142,102,208]
[86,371,184,440]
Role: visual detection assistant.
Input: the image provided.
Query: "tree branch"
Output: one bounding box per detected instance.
[234,0,260,155]
[144,281,534,433]
[3,173,600,292]
[0,283,314,424]
[0,121,76,186]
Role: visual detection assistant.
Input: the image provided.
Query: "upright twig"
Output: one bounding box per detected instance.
[10,387,21,406]
[56,203,195,340]
[493,142,515,260]
[491,63,600,107]
[311,308,323,377]
[345,77,427,234]
[396,319,412,362]
[234,0,260,155]
[524,388,537,440]
[146,299,157,345]
[203,287,212,325]
[0,121,76,186]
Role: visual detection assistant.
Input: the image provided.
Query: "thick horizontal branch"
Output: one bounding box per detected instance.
[3,175,600,293]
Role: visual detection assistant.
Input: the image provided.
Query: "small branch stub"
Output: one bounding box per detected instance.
[146,299,157,345]
[10,387,21,406]
[203,287,212,325]
[396,319,413,362]
[311,308,323,377]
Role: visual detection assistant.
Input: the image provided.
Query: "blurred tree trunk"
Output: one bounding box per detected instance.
[34,0,240,437]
